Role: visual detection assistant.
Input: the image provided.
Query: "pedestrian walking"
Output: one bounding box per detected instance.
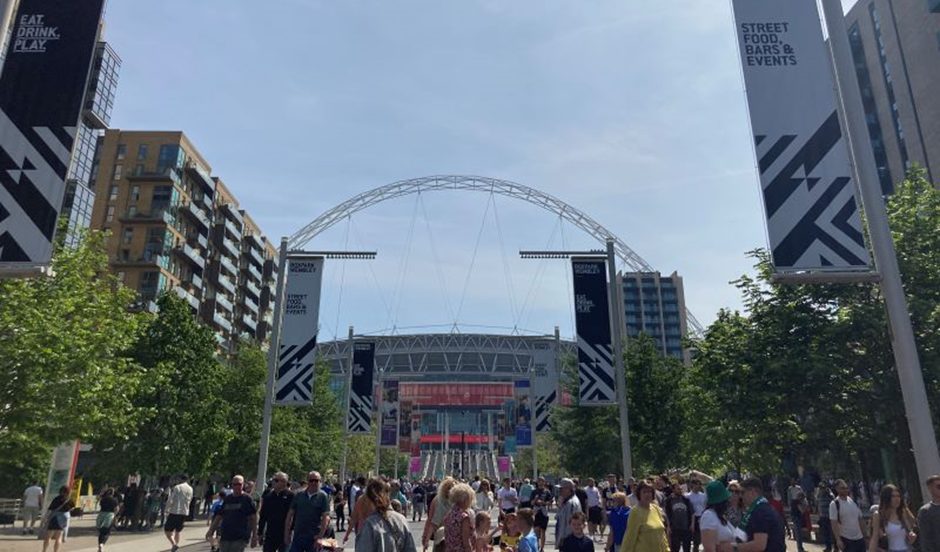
[531,477,554,551]
[422,477,456,552]
[917,474,940,552]
[700,481,743,552]
[686,479,707,552]
[560,511,594,552]
[498,478,519,514]
[475,480,494,513]
[868,484,916,552]
[816,483,835,552]
[665,483,693,552]
[284,471,331,552]
[354,479,416,552]
[21,481,43,535]
[620,481,668,552]
[411,481,426,522]
[443,483,476,552]
[585,478,604,541]
[556,478,583,548]
[42,486,75,552]
[718,477,785,552]
[830,479,867,552]
[258,472,293,552]
[205,475,259,552]
[333,484,347,532]
[96,488,119,552]
[165,475,194,552]
[603,492,630,552]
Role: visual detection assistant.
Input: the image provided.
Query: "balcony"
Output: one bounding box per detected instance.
[242,314,258,331]
[216,274,236,294]
[174,286,200,311]
[249,233,265,249]
[215,294,234,313]
[119,209,174,225]
[182,201,211,230]
[212,311,233,333]
[246,262,263,283]
[114,252,170,269]
[189,273,203,291]
[174,243,206,270]
[220,202,243,224]
[185,162,216,194]
[248,246,265,268]
[220,217,241,239]
[127,167,181,185]
[243,294,260,314]
[219,255,238,277]
[194,233,209,250]
[244,279,261,300]
[219,236,239,258]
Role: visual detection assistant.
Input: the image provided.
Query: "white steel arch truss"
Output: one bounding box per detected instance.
[290,175,704,336]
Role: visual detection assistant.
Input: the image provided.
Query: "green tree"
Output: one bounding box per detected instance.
[92,293,231,479]
[0,229,144,494]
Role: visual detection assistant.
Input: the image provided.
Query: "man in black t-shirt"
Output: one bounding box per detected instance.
[206,475,258,552]
[719,478,784,552]
[258,472,293,552]
[530,478,554,552]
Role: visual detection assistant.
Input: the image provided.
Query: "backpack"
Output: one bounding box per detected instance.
[670,499,691,531]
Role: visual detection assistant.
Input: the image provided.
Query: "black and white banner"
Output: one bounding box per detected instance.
[531,342,558,432]
[275,257,324,405]
[346,342,375,434]
[0,0,105,266]
[572,258,615,406]
[732,0,870,272]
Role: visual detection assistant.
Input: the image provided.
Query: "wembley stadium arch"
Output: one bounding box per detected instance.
[294,176,698,463]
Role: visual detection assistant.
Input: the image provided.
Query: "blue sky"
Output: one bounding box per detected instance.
[102,0,859,341]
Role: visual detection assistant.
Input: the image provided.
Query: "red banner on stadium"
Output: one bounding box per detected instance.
[400,383,513,406]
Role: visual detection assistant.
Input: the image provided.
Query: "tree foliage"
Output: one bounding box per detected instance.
[0,229,144,495]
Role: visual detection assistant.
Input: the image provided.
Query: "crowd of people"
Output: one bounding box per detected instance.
[21,470,940,552]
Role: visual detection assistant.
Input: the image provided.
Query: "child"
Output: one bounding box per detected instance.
[499,512,522,549]
[474,511,493,552]
[559,511,594,552]
[515,509,539,552]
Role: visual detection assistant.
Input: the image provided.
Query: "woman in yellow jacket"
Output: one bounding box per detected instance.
[621,481,669,552]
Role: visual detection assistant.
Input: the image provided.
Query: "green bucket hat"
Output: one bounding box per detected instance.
[706,480,731,505]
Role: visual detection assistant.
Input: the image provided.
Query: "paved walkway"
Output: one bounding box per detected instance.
[1,515,828,552]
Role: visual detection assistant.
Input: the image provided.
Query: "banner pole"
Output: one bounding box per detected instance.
[820,0,940,496]
[374,367,383,477]
[256,237,289,482]
[607,240,632,479]
[339,326,354,485]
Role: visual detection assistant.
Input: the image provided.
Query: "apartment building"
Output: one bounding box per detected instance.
[621,271,690,365]
[90,130,277,350]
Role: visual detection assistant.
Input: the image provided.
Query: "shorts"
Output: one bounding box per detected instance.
[588,506,604,524]
[520,501,532,509]
[413,501,426,514]
[534,511,549,530]
[220,540,249,552]
[21,506,40,522]
[164,513,186,532]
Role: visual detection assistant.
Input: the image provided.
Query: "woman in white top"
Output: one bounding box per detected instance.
[868,484,916,552]
[475,480,495,513]
[701,481,745,552]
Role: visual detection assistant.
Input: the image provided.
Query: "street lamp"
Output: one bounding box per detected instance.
[519,239,633,479]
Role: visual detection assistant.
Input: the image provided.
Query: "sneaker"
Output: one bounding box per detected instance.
[171,546,179,552]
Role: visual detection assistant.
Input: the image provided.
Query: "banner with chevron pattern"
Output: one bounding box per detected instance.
[275,257,324,405]
[0,0,105,267]
[572,258,616,406]
[346,342,375,434]
[732,0,871,271]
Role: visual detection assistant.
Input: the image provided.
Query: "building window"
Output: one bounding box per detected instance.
[112,164,122,181]
[133,164,144,176]
[127,205,137,217]
[105,205,114,223]
[116,144,126,160]
[130,185,140,202]
[157,144,183,174]
[116,271,125,282]
[109,184,118,201]
[137,144,149,161]
[848,21,894,194]
[120,249,129,261]
[122,227,133,244]
[929,0,940,14]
